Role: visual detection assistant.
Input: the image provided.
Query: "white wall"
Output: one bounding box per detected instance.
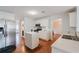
[16,19,20,47]
[34,17,50,31]
[77,7,79,37]
[77,7,79,32]
[24,17,34,32]
[62,13,70,35]
[50,14,63,33]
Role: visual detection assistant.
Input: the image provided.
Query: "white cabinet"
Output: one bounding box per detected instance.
[39,31,51,41]
[25,32,39,49]
[69,12,76,27]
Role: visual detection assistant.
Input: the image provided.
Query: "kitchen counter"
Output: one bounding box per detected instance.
[25,32,39,49]
[52,37,79,53]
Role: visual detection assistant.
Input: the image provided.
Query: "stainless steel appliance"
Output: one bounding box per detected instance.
[0,19,16,48]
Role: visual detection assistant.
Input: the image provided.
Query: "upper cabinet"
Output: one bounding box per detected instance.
[69,12,76,27]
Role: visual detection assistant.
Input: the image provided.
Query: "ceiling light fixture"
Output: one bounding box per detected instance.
[27,10,38,15]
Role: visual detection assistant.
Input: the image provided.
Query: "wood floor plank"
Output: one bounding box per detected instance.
[14,34,61,53]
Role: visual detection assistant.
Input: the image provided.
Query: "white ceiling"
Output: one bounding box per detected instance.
[0,6,75,19]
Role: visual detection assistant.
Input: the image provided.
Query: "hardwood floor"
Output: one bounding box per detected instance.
[14,34,61,53]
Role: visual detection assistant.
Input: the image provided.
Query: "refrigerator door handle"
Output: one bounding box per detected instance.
[4,24,7,37]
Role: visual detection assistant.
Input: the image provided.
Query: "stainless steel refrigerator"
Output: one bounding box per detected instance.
[0,19,16,49]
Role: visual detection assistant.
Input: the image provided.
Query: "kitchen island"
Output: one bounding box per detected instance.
[25,32,39,49]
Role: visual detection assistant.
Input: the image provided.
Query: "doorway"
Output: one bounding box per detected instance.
[53,18,62,35]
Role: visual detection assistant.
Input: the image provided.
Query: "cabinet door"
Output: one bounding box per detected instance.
[69,12,76,27]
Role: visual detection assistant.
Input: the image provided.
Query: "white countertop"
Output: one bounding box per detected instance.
[25,32,37,34]
[52,38,79,53]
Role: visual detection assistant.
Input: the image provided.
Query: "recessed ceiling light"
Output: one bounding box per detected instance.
[27,10,38,15]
